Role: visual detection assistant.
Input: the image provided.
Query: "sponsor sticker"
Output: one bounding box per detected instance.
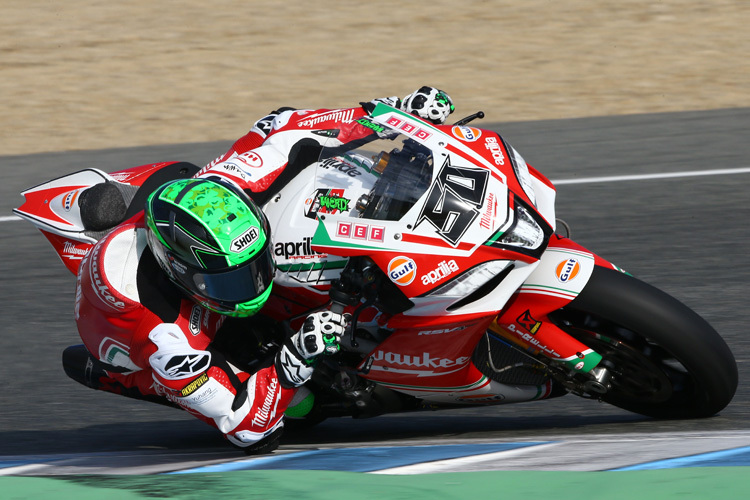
[336,222,385,242]
[386,117,403,128]
[452,126,482,142]
[556,258,581,283]
[384,116,432,140]
[91,244,126,309]
[319,195,350,212]
[484,136,506,165]
[371,349,470,370]
[305,188,347,219]
[63,189,81,211]
[414,129,432,140]
[237,151,263,168]
[181,373,209,397]
[319,157,362,177]
[421,259,459,286]
[231,226,260,253]
[274,237,325,260]
[479,192,496,230]
[188,304,202,336]
[62,240,90,260]
[337,221,351,238]
[168,254,188,274]
[516,309,542,335]
[299,109,356,128]
[387,256,417,286]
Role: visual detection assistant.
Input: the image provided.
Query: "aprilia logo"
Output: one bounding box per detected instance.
[421,259,459,285]
[484,136,506,165]
[274,237,324,260]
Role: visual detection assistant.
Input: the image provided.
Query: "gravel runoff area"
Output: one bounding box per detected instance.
[2,0,749,156]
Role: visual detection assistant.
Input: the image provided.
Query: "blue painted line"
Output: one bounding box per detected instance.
[0,456,65,469]
[612,446,750,471]
[0,459,40,469]
[170,442,550,474]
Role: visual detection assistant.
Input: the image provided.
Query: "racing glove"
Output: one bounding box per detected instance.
[275,311,348,388]
[401,86,455,125]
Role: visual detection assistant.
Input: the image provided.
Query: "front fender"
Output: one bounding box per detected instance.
[492,235,619,372]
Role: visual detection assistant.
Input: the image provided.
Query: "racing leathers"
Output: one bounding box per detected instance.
[73,88,453,452]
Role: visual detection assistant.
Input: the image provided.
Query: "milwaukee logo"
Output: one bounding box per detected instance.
[63,241,89,256]
[299,109,355,127]
[372,350,470,369]
[251,377,279,428]
[480,193,496,230]
[91,244,125,310]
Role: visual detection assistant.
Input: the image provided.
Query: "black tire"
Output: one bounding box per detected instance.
[550,266,737,418]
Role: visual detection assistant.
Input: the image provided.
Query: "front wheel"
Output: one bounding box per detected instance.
[549,266,737,418]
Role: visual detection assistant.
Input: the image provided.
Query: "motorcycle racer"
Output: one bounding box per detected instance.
[72,86,454,454]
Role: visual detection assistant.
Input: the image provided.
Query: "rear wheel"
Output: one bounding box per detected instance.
[549,266,737,418]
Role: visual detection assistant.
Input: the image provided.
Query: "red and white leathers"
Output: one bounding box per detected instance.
[196,98,401,193]
[74,218,301,449]
[73,98,398,450]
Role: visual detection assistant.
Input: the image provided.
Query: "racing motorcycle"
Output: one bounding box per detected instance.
[14,103,737,428]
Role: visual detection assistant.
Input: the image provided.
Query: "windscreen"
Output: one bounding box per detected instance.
[314,129,434,222]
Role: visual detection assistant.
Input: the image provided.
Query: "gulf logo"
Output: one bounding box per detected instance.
[387,256,417,286]
[555,258,581,283]
[452,126,482,142]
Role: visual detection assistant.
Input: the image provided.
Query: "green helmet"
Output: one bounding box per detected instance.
[144,178,274,317]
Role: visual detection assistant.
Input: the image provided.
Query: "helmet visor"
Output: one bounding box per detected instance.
[171,243,275,306]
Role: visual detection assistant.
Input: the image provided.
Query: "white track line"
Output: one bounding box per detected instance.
[550,166,750,185]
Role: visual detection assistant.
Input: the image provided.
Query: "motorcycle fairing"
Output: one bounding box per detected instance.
[357,313,555,405]
[14,169,115,274]
[14,162,196,276]
[14,168,112,239]
[492,236,615,372]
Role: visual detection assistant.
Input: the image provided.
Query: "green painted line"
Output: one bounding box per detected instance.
[2,468,749,499]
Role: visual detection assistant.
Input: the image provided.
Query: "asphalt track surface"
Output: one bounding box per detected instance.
[1,109,750,491]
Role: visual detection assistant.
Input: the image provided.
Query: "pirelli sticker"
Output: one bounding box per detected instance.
[181,373,209,397]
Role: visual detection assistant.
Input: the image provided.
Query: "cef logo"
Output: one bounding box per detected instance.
[452,126,482,142]
[556,258,581,283]
[387,256,417,286]
[337,221,385,242]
